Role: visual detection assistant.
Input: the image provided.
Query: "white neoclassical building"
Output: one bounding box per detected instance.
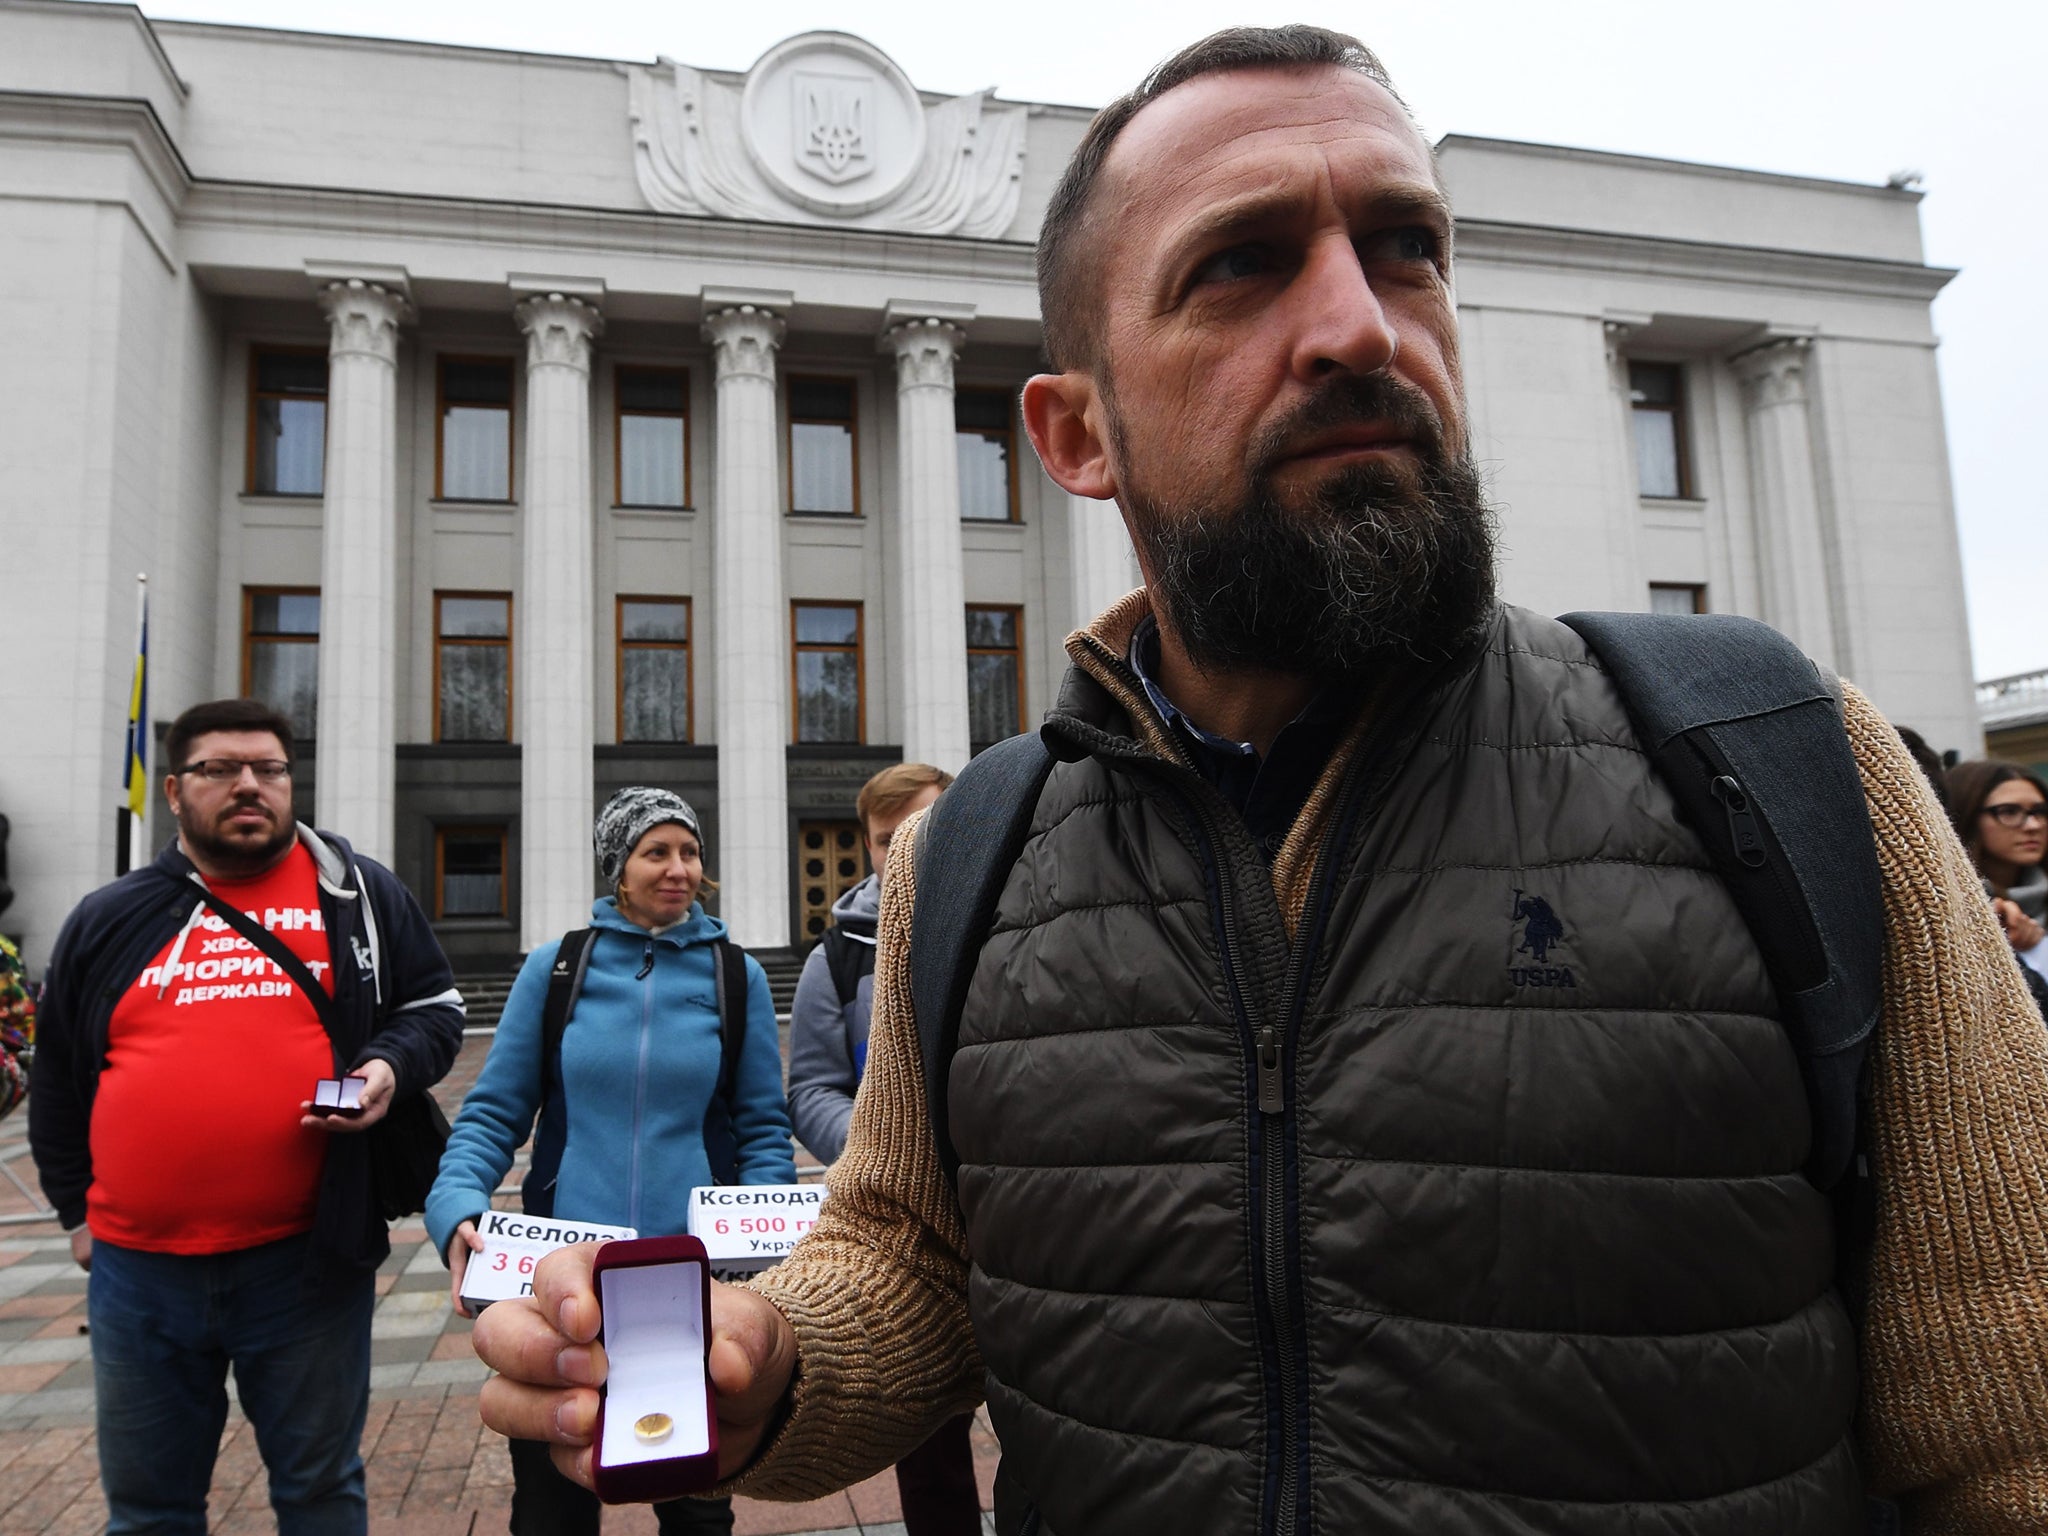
[0,2,1980,972]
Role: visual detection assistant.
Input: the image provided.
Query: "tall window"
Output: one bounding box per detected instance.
[438,358,513,502]
[243,588,320,741]
[792,602,863,743]
[966,606,1025,753]
[618,597,692,742]
[616,367,688,508]
[248,350,327,495]
[789,377,857,515]
[1649,583,1707,616]
[956,389,1017,522]
[435,592,512,742]
[436,826,507,919]
[1628,361,1689,499]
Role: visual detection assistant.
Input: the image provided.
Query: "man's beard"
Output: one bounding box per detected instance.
[1116,374,1498,685]
[178,796,295,878]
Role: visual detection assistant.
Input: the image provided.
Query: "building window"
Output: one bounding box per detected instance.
[438,357,513,502]
[435,592,512,742]
[789,377,857,515]
[248,350,327,496]
[618,597,692,743]
[956,388,1017,522]
[1649,583,1707,616]
[436,825,507,920]
[243,588,320,741]
[792,602,863,743]
[1628,361,1689,499]
[616,367,688,508]
[966,605,1025,753]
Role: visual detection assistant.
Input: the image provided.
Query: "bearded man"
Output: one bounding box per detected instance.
[475,26,2048,1535]
[31,697,463,1535]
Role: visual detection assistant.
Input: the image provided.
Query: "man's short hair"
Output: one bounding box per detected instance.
[857,762,955,838]
[165,699,296,772]
[1037,25,1410,374]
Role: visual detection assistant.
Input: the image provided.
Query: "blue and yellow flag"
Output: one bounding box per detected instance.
[123,585,148,820]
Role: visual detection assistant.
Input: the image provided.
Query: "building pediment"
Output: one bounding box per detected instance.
[628,31,1028,240]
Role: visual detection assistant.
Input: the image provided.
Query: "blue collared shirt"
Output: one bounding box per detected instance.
[1128,616,1353,862]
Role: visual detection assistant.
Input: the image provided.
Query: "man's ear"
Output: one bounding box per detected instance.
[1021,372,1117,502]
[162,774,181,816]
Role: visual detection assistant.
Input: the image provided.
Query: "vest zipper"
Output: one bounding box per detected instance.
[1065,644,1430,1536]
[1165,780,1302,1536]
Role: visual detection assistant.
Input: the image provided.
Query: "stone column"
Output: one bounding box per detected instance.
[704,300,790,948]
[884,312,971,772]
[313,273,411,864]
[1068,493,1139,631]
[1734,337,1836,666]
[1600,318,1648,609]
[514,290,602,951]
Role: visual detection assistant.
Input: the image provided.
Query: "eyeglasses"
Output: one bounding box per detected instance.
[1982,802,2048,829]
[177,758,292,783]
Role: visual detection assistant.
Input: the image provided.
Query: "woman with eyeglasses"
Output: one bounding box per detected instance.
[1946,760,2048,978]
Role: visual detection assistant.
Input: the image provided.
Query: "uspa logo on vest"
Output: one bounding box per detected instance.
[1508,888,1576,989]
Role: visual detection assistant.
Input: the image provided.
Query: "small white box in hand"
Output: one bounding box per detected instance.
[685,1185,825,1280]
[460,1210,639,1312]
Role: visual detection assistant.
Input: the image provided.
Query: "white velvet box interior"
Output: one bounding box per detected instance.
[314,1077,363,1110]
[600,1260,711,1469]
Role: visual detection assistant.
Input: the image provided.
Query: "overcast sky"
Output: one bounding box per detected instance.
[144,0,2048,680]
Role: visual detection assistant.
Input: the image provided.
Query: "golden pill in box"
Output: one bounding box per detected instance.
[634,1412,674,1445]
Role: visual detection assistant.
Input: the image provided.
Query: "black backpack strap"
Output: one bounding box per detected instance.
[909,732,1058,1183]
[541,929,599,1086]
[1559,612,1884,1192]
[526,927,598,1216]
[712,938,749,1105]
[822,926,875,1009]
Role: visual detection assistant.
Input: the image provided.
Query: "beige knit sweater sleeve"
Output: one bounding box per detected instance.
[1846,682,2048,1531]
[731,805,984,1501]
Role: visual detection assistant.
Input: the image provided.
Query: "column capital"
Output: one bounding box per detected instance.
[316,278,411,366]
[515,291,604,373]
[1732,335,1812,406]
[703,305,786,383]
[885,316,967,392]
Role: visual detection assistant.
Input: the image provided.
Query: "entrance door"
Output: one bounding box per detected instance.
[797,820,867,942]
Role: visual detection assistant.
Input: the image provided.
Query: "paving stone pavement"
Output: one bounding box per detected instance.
[0,1035,999,1534]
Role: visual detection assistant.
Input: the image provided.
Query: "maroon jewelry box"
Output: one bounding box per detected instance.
[309,1075,367,1117]
[591,1235,720,1504]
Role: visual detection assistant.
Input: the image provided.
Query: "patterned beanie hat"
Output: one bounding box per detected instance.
[594,786,703,888]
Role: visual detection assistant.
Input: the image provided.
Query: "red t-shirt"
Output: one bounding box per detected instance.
[89,842,337,1253]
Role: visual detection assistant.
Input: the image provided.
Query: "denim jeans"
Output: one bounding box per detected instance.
[89,1231,373,1536]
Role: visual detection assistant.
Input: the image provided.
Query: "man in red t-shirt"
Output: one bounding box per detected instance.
[30,698,463,1535]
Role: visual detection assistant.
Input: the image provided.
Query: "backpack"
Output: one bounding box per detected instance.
[910,612,1883,1211]
[522,929,750,1214]
[821,925,878,1009]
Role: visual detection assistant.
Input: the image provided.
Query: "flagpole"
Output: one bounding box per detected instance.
[119,574,148,877]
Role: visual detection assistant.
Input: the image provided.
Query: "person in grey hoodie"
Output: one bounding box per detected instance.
[786,761,980,1534]
[788,762,951,1164]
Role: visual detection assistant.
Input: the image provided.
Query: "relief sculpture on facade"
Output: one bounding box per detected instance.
[627,32,1028,238]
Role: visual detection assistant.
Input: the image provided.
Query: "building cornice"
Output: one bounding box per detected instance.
[0,90,194,209]
[1438,133,1922,203]
[8,2,188,96]
[177,177,1040,289]
[1453,218,1956,303]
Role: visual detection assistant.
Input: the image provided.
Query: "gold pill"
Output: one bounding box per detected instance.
[634,1412,674,1444]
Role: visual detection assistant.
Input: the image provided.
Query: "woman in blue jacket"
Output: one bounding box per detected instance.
[428,787,794,1535]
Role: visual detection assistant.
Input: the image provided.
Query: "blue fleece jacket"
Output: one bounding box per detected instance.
[425,898,794,1261]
